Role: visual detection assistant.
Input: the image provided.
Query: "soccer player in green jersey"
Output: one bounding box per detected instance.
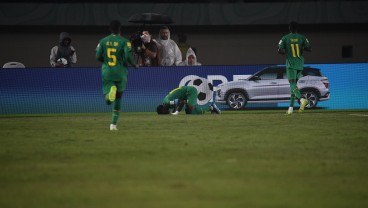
[156,86,221,115]
[278,21,312,115]
[96,20,138,130]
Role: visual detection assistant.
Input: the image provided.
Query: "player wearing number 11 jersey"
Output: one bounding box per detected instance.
[278,21,312,115]
[96,20,137,130]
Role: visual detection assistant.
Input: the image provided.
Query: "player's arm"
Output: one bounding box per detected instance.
[124,41,138,68]
[277,37,286,55]
[277,38,286,54]
[170,99,185,115]
[278,48,285,55]
[177,100,186,112]
[303,37,312,52]
[95,42,104,62]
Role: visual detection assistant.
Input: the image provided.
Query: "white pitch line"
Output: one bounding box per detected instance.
[349,114,368,117]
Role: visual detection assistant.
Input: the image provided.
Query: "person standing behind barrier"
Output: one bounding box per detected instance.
[278,21,312,115]
[178,48,202,66]
[139,30,160,66]
[50,32,77,67]
[96,20,138,131]
[156,26,182,66]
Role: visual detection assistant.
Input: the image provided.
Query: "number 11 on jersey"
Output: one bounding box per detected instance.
[291,44,300,58]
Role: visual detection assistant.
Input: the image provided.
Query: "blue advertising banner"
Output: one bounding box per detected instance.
[297,63,368,110]
[0,64,367,114]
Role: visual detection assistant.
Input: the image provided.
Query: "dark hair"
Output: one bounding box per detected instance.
[185,106,193,114]
[156,104,170,114]
[109,20,121,34]
[160,25,169,31]
[289,21,298,33]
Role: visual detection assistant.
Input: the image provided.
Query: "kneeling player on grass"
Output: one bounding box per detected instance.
[156,86,220,115]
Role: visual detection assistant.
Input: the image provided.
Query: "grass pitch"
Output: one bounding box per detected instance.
[1,110,368,208]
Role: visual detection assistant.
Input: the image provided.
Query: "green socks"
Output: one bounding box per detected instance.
[111,98,122,125]
[290,82,301,99]
[289,93,296,107]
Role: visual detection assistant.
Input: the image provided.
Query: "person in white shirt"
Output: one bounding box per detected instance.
[156,26,182,66]
[178,48,202,66]
[50,32,77,67]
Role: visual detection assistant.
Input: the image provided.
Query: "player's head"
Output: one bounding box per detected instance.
[289,21,298,33]
[156,104,170,114]
[184,105,196,114]
[109,20,121,34]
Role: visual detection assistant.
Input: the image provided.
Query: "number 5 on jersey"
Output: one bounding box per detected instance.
[107,48,117,66]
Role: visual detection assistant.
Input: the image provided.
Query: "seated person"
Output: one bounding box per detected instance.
[50,32,77,67]
[156,86,220,115]
[178,48,201,66]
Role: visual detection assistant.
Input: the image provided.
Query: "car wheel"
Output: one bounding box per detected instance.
[300,91,319,108]
[226,92,247,110]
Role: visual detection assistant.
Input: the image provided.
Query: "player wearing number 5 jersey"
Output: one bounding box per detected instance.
[278,21,312,115]
[96,20,137,130]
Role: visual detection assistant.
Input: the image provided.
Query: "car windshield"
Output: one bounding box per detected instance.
[254,66,323,80]
[253,67,280,80]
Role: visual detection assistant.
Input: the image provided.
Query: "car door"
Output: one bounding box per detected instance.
[248,68,279,100]
[278,70,291,99]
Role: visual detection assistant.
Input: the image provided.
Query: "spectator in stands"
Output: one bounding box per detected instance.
[156,26,182,66]
[178,48,202,66]
[50,32,77,67]
[139,30,160,66]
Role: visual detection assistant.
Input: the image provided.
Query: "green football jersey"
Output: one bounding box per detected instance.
[278,33,311,70]
[96,34,135,81]
[163,86,198,106]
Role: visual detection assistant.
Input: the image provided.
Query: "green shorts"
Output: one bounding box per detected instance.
[102,79,126,95]
[286,68,303,80]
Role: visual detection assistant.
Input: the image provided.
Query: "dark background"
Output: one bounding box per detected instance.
[1,0,367,67]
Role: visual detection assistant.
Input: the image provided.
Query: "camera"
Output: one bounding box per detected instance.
[130,32,143,54]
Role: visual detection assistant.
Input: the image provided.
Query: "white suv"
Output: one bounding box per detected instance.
[216,66,330,109]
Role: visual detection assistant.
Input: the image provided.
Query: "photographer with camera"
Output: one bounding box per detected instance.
[130,31,159,67]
